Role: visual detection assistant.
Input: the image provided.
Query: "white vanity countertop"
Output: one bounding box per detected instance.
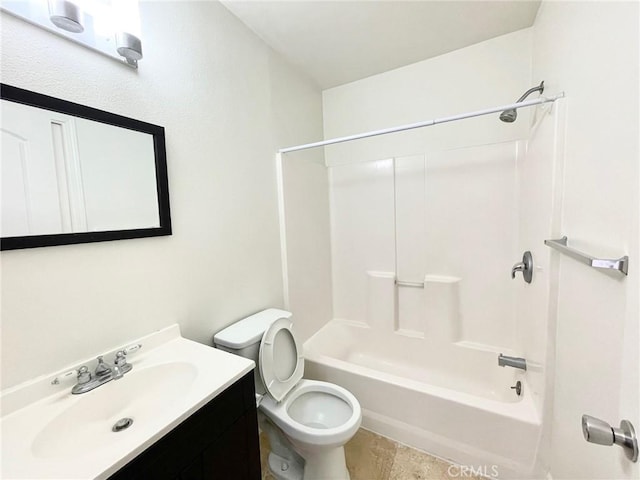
[0,325,255,480]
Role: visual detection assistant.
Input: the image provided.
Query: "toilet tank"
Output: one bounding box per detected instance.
[213,308,292,395]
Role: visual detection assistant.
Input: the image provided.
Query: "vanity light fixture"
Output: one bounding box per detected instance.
[116,31,143,63]
[112,0,144,65]
[2,0,143,69]
[48,0,84,33]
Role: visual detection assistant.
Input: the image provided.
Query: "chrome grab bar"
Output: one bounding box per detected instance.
[395,280,424,288]
[544,236,628,275]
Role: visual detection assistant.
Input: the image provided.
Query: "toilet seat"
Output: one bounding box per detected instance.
[259,317,304,402]
[258,318,362,449]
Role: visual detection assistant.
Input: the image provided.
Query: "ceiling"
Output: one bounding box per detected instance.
[221,1,541,90]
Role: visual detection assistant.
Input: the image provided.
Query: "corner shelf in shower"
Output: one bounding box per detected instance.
[544,236,629,275]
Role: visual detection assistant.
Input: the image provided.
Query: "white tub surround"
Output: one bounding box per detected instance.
[1,325,254,480]
[304,320,541,477]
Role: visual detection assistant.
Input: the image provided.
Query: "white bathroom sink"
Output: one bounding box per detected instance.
[31,362,198,459]
[1,325,254,479]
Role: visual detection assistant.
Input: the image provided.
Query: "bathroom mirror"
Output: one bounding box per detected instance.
[0,83,171,250]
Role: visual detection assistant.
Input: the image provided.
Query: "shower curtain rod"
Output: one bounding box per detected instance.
[278,92,565,154]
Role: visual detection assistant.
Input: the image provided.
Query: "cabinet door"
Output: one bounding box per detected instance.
[179,455,203,480]
[202,414,260,480]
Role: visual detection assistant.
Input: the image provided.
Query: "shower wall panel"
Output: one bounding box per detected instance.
[329,159,395,325]
[329,142,518,351]
[425,143,518,348]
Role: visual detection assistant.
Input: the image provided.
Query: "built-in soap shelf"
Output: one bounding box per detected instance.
[544,236,629,276]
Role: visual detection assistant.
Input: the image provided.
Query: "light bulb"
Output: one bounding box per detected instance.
[48,0,85,33]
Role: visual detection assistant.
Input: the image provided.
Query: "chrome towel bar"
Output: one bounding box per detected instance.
[544,236,629,275]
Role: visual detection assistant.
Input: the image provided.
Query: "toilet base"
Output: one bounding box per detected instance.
[268,451,304,480]
[296,444,350,480]
[269,446,350,480]
[260,413,305,480]
[261,413,350,480]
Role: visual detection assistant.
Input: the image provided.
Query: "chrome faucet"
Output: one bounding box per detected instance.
[498,353,527,371]
[71,350,134,394]
[95,355,123,380]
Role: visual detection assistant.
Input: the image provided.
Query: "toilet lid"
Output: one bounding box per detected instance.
[259,317,304,402]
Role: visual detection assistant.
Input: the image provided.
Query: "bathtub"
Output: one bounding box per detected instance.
[303,319,542,478]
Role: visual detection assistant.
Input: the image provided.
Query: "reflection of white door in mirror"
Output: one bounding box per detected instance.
[1,100,160,237]
[1,101,87,237]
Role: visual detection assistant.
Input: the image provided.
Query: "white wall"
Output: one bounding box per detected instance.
[531,2,639,479]
[0,1,323,389]
[322,28,533,165]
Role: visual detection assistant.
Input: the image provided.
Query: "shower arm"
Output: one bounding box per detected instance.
[515,81,545,103]
[278,90,564,154]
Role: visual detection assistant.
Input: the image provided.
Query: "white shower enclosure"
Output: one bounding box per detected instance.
[275,87,569,478]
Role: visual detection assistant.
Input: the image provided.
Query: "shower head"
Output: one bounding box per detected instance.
[499,109,518,123]
[499,81,545,123]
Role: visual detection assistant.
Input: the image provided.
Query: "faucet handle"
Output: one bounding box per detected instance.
[511,251,533,283]
[114,351,127,366]
[77,366,92,385]
[123,343,142,354]
[511,262,525,278]
[114,349,135,374]
[51,369,78,385]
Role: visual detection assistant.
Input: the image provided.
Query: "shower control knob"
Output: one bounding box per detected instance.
[582,415,639,462]
[511,251,533,283]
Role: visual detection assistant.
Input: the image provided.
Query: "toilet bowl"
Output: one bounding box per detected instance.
[213,309,362,480]
[261,379,361,447]
[260,379,361,480]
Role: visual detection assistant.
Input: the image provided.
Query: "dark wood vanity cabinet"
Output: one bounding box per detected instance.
[109,372,261,480]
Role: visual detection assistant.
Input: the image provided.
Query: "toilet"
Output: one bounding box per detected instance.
[214,309,361,480]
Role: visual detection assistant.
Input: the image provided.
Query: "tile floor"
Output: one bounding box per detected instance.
[260,428,481,480]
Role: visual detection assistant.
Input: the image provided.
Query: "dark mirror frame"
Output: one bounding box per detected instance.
[0,84,172,250]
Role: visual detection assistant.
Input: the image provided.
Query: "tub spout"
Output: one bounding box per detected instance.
[498,354,527,371]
